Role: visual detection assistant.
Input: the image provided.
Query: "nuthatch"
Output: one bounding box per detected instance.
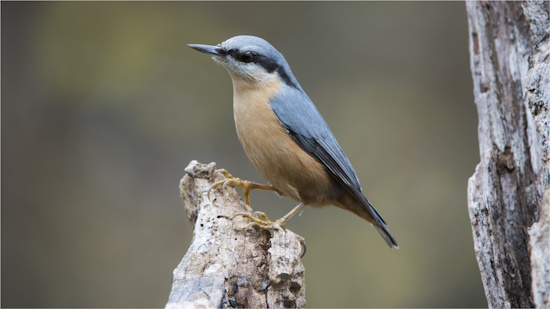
[189,35,398,248]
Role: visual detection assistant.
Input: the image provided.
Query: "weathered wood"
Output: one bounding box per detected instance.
[529,190,550,309]
[466,1,549,308]
[166,160,305,309]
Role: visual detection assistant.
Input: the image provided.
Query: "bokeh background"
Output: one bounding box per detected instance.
[2,2,486,307]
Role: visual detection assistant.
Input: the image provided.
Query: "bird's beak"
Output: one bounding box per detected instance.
[188,44,221,56]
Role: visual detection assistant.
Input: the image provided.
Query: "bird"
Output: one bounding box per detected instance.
[188,35,398,249]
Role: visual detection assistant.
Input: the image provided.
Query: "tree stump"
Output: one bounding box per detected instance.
[166,161,306,309]
[466,1,549,308]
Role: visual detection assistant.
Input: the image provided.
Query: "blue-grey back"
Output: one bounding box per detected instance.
[269,83,363,193]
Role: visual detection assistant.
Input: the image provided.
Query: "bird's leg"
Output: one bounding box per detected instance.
[277,202,305,226]
[210,169,304,230]
[233,202,305,229]
[208,169,275,205]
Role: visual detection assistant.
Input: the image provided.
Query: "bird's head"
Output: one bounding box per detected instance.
[189,35,299,88]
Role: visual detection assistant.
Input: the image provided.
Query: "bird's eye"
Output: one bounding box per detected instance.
[239,52,253,63]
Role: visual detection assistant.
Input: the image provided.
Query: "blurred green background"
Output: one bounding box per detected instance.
[2,1,485,307]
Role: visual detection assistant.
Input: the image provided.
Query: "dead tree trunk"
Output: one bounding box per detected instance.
[466,1,549,308]
[165,161,306,309]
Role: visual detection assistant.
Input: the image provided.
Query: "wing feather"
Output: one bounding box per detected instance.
[270,86,366,205]
[269,85,396,247]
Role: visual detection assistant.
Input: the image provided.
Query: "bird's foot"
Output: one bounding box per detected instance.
[232,202,305,231]
[208,169,275,205]
[232,209,307,258]
[232,211,285,230]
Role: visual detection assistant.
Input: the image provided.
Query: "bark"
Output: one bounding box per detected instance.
[466,1,549,308]
[165,160,306,309]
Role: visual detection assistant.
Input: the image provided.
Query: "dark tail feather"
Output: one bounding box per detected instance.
[366,199,398,249]
[373,220,399,249]
[337,192,398,248]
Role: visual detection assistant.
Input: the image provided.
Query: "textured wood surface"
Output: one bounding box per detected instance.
[166,161,305,309]
[466,1,549,308]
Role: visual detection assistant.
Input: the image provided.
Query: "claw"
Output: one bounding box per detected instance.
[252,211,270,222]
[207,169,238,202]
[232,212,282,230]
[207,171,305,236]
[207,170,275,206]
[232,212,272,225]
[216,169,233,179]
[299,239,307,258]
[231,202,305,231]
[232,211,307,258]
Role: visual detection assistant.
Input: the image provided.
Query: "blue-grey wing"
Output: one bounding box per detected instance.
[269,85,369,206]
[271,85,398,248]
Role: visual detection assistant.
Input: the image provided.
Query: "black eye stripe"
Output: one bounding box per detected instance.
[220,49,243,60]
[221,49,262,65]
[220,48,298,89]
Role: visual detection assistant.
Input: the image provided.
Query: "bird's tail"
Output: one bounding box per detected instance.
[338,193,399,249]
[371,214,399,249]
